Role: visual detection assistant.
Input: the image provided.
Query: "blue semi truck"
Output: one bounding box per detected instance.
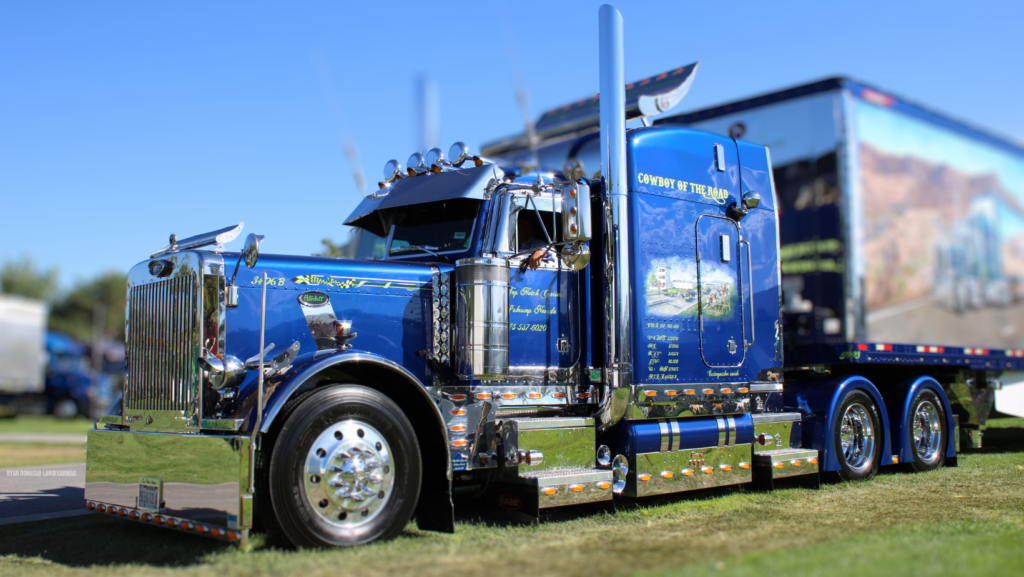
[85,5,1005,548]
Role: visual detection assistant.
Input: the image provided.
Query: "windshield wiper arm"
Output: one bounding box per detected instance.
[391,245,447,260]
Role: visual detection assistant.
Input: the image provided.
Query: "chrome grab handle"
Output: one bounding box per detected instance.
[740,240,754,348]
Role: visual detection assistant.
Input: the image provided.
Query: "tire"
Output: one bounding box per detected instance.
[53,397,81,419]
[907,389,946,472]
[266,385,421,548]
[832,390,882,481]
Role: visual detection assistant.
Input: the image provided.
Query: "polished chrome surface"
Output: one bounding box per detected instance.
[199,354,246,392]
[500,417,595,473]
[561,180,592,242]
[429,268,452,368]
[612,454,629,494]
[596,445,611,467]
[714,144,726,172]
[249,271,267,494]
[241,233,263,270]
[448,142,469,166]
[751,412,802,424]
[596,3,631,432]
[628,384,752,419]
[752,448,819,479]
[740,239,755,348]
[303,419,394,528]
[631,444,753,497]
[742,191,761,209]
[912,398,943,461]
[455,258,510,381]
[151,223,243,258]
[406,152,425,175]
[839,403,876,468]
[383,159,403,182]
[85,429,251,528]
[125,272,201,423]
[425,147,444,168]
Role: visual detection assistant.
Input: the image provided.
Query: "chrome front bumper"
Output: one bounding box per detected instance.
[85,428,252,539]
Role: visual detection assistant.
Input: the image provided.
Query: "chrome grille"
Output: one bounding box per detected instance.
[125,275,200,413]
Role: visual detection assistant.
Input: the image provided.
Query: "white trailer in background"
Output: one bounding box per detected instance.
[0,294,48,416]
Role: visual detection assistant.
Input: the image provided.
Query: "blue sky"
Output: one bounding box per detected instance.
[1,1,1022,289]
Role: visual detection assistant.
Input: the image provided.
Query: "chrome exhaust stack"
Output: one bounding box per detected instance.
[594,4,631,430]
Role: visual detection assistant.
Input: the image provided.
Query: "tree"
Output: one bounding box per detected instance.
[313,238,346,257]
[0,256,60,301]
[50,271,127,343]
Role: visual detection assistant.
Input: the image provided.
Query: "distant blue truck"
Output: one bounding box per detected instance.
[84,4,1019,549]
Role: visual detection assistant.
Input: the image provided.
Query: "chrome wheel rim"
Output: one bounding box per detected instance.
[839,403,875,468]
[912,399,942,461]
[303,419,394,528]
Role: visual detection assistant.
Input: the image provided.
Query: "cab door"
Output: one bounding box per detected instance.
[696,214,745,368]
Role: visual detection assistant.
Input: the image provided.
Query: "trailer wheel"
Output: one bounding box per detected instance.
[907,390,946,472]
[267,385,421,548]
[832,390,881,481]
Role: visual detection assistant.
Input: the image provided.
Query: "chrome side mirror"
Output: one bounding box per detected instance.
[560,243,591,271]
[242,233,263,269]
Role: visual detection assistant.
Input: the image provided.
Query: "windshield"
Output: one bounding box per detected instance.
[388,199,480,258]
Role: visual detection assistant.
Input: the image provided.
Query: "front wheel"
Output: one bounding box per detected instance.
[266,385,421,548]
[832,390,882,481]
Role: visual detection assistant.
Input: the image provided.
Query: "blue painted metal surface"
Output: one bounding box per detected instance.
[879,375,958,462]
[616,415,754,457]
[784,375,893,472]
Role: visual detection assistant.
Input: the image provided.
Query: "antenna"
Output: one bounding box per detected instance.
[416,75,440,153]
[311,49,368,195]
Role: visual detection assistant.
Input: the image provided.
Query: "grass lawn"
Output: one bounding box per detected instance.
[0,415,93,436]
[0,443,85,469]
[0,419,1020,577]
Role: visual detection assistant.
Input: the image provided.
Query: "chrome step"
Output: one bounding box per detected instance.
[752,412,803,450]
[507,467,614,509]
[752,448,819,479]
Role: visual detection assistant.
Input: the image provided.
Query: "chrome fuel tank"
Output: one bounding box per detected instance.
[455,258,509,380]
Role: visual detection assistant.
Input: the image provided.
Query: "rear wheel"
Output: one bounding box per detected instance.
[266,385,421,548]
[53,397,81,419]
[907,390,946,472]
[832,390,881,481]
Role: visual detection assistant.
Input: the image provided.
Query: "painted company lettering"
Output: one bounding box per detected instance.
[636,172,730,205]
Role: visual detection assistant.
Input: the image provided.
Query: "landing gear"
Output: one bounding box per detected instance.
[907,390,946,472]
[263,385,421,548]
[833,391,881,481]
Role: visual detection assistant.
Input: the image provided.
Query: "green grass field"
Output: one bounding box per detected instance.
[0,415,93,436]
[1,419,1021,577]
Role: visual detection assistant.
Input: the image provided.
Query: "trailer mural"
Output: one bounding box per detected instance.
[856,98,1024,315]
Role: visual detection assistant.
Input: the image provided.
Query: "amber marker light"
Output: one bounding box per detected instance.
[210,527,224,537]
[129,510,140,519]
[501,393,516,400]
[809,457,819,465]
[449,394,466,401]
[661,471,674,479]
[570,484,585,493]
[450,425,467,432]
[452,440,468,447]
[195,525,208,534]
[682,468,694,476]
[702,388,715,394]
[892,456,899,463]
[96,504,106,513]
[552,392,567,399]
[684,389,696,395]
[638,473,652,482]
[665,390,678,396]
[597,481,612,490]
[167,519,179,528]
[774,462,784,469]
[86,502,95,510]
[118,508,127,517]
[701,466,714,474]
[644,390,658,397]
[792,460,802,467]
[475,393,491,400]
[109,507,119,515]
[721,388,733,394]
[472,156,484,167]
[542,487,558,496]
[154,515,165,524]
[738,388,749,394]
[142,513,153,522]
[227,531,240,541]
[450,409,467,416]
[720,464,733,472]
[180,521,193,531]
[739,462,750,469]
[527,392,542,399]
[578,392,591,399]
